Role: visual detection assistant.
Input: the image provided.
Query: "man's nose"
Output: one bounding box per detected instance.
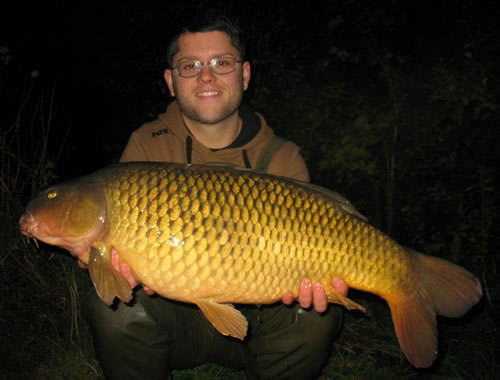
[199,64,216,82]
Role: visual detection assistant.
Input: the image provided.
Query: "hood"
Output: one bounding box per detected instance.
[156,101,275,165]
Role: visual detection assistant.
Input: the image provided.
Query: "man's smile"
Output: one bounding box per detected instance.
[197,90,221,97]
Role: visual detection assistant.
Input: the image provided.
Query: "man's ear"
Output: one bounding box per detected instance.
[242,61,251,91]
[164,69,175,97]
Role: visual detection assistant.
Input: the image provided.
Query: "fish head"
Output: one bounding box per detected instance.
[19,180,107,260]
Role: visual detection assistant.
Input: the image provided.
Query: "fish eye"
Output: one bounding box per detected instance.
[47,190,58,199]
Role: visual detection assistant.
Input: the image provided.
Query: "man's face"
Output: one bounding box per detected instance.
[164,31,251,125]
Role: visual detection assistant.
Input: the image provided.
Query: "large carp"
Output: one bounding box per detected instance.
[19,162,482,368]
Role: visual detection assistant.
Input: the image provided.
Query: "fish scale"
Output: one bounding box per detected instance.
[102,164,399,303]
[19,162,482,368]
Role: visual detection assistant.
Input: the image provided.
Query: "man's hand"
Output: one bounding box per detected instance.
[110,249,155,295]
[77,249,154,295]
[281,277,349,313]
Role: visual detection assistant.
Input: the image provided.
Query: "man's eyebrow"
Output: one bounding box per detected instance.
[175,53,238,62]
[176,56,198,62]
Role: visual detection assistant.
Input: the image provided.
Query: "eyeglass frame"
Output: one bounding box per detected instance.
[171,55,243,78]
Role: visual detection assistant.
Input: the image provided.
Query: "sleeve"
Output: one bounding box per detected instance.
[119,132,149,163]
[266,142,310,182]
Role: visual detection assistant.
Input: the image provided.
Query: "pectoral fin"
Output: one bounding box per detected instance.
[327,288,367,313]
[88,245,133,305]
[195,299,248,340]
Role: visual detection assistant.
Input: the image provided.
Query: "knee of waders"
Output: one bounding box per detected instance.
[297,304,343,350]
[82,288,166,345]
[82,288,172,380]
[287,305,343,373]
[246,305,343,380]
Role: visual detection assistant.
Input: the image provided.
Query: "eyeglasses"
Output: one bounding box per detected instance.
[173,56,242,78]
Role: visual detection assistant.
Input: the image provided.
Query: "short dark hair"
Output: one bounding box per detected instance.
[166,12,246,68]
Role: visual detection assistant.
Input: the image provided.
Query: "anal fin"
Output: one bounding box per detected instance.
[327,288,367,313]
[195,299,248,340]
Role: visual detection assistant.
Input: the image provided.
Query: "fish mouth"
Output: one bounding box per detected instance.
[19,212,36,236]
[19,212,40,247]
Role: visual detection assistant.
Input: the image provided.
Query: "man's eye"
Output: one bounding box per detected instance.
[215,59,231,67]
[182,63,196,71]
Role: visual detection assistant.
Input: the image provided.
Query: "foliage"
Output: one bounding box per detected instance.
[0,58,100,378]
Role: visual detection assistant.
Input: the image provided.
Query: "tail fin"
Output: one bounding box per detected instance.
[387,251,482,368]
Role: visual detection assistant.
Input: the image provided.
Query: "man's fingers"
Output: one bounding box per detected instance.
[332,277,349,296]
[119,262,138,288]
[298,278,313,309]
[282,291,294,305]
[312,282,328,313]
[143,285,155,296]
[111,248,120,271]
[111,248,139,288]
[282,277,349,312]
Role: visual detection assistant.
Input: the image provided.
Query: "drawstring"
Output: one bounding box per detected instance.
[186,136,192,164]
[242,150,251,168]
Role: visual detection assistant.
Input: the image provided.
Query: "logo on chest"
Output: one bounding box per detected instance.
[152,128,169,137]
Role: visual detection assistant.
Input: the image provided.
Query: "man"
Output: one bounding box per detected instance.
[84,14,348,380]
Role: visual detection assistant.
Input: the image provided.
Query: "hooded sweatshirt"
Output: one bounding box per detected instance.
[120,101,310,182]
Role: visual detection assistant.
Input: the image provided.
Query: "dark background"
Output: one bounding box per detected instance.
[3,1,497,169]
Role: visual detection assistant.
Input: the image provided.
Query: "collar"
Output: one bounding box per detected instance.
[213,104,261,151]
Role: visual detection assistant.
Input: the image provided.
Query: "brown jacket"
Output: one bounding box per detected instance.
[120,101,310,182]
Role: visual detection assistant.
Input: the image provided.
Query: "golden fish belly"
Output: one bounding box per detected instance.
[99,162,412,304]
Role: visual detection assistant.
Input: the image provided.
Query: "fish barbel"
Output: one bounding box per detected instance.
[19,162,482,368]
